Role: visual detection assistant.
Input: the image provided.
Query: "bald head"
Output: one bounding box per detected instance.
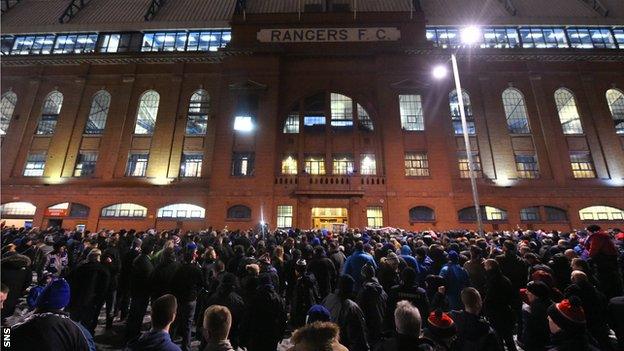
[571,270,588,284]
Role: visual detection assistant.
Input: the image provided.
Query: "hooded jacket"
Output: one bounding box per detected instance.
[357,277,387,343]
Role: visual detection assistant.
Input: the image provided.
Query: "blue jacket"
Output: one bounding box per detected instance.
[343,250,377,290]
[125,330,181,351]
[400,245,422,275]
[439,263,470,310]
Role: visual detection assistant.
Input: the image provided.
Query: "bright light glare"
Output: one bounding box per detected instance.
[432,65,448,79]
[234,116,254,132]
[460,26,481,45]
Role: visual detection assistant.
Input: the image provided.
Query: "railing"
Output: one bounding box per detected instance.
[275,175,385,193]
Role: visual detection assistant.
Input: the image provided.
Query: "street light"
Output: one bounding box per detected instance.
[433,25,484,236]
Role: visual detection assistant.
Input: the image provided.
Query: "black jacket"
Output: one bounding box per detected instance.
[450,310,502,351]
[11,310,94,351]
[150,259,180,300]
[241,283,287,346]
[357,277,387,343]
[519,298,551,351]
[387,284,429,330]
[483,269,515,333]
[308,256,337,298]
[323,293,370,351]
[290,272,320,328]
[68,261,110,310]
[170,261,205,302]
[130,253,154,296]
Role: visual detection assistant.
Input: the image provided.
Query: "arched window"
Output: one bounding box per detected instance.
[186,89,210,135]
[84,90,111,134]
[554,88,583,134]
[409,206,435,222]
[1,91,17,135]
[227,205,251,220]
[0,202,36,217]
[157,203,205,219]
[101,203,147,218]
[36,91,63,135]
[331,93,353,127]
[502,88,531,134]
[579,205,624,221]
[357,103,374,131]
[545,206,567,221]
[606,89,624,134]
[458,206,507,221]
[134,90,160,135]
[45,202,90,218]
[520,206,541,221]
[449,89,475,135]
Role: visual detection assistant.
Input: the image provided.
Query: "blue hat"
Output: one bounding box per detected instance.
[448,250,459,263]
[36,278,70,310]
[311,237,321,246]
[186,242,198,251]
[307,304,331,323]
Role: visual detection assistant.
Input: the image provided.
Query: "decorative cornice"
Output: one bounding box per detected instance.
[404,48,624,62]
[0,53,226,66]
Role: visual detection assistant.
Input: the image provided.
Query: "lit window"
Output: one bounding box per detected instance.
[579,206,624,221]
[332,154,354,175]
[481,27,520,48]
[277,205,293,228]
[457,151,482,178]
[554,88,583,134]
[519,28,567,48]
[515,154,539,179]
[186,89,210,135]
[98,34,120,53]
[180,152,203,177]
[304,93,326,129]
[134,90,160,135]
[366,206,383,228]
[330,93,353,127]
[427,27,460,48]
[283,112,300,133]
[1,91,17,135]
[23,151,46,176]
[449,90,475,135]
[520,207,541,221]
[126,152,149,177]
[157,203,205,219]
[73,151,98,177]
[227,205,251,220]
[568,28,615,49]
[569,152,595,178]
[281,155,298,175]
[36,91,63,135]
[360,154,376,175]
[404,153,429,177]
[458,206,507,221]
[101,203,147,218]
[53,34,98,54]
[545,206,568,221]
[502,88,530,134]
[606,89,624,134]
[399,94,424,131]
[232,152,254,176]
[0,202,36,217]
[84,90,110,134]
[409,206,435,222]
[614,28,624,48]
[357,103,374,131]
[233,116,253,132]
[304,156,325,175]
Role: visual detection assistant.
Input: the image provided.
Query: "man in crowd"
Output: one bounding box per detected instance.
[125,294,181,351]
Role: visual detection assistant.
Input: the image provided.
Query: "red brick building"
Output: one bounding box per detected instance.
[1,0,623,232]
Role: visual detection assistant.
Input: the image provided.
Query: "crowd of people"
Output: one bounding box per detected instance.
[1,223,624,351]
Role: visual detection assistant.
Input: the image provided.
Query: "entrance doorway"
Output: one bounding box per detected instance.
[47,218,63,229]
[311,207,348,230]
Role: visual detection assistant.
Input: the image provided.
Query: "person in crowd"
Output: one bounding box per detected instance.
[241,274,287,351]
[117,237,142,321]
[495,240,528,333]
[378,252,401,293]
[608,295,624,350]
[27,272,52,310]
[518,280,551,351]
[439,250,469,310]
[308,246,337,299]
[1,247,32,321]
[203,273,244,349]
[288,321,348,351]
[450,287,502,351]
[125,241,155,342]
[12,278,96,351]
[586,225,623,298]
[399,245,421,277]
[386,266,429,331]
[102,241,121,329]
[0,283,9,312]
[202,305,235,351]
[125,294,181,351]
[483,259,516,351]
[329,241,346,275]
[375,300,435,351]
[463,246,486,295]
[357,262,387,346]
[422,309,457,350]
[343,241,377,292]
[546,297,600,351]
[306,304,331,324]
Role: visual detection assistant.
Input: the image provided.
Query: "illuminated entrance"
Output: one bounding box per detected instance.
[312,207,348,230]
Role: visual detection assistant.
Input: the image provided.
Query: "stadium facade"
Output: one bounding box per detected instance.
[1,0,624,231]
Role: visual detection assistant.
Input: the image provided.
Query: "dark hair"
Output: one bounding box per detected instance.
[355,241,364,251]
[401,267,417,286]
[1,283,9,293]
[151,294,177,330]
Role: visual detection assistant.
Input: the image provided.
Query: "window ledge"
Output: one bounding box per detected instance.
[226,218,252,222]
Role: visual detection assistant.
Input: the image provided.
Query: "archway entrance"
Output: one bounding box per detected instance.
[311,207,348,230]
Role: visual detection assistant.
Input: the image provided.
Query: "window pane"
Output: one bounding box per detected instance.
[502,88,530,134]
[186,89,210,135]
[180,152,203,177]
[554,88,583,134]
[449,90,475,135]
[520,207,541,221]
[36,91,63,135]
[281,155,297,175]
[332,154,354,175]
[366,206,383,228]
[84,90,111,134]
[73,151,98,177]
[569,152,595,178]
[277,205,293,228]
[1,91,17,135]
[23,152,46,176]
[232,152,254,176]
[579,206,624,221]
[304,156,325,175]
[330,93,353,127]
[357,103,374,131]
[400,94,424,131]
[101,203,147,217]
[515,154,539,179]
[409,206,435,222]
[283,112,300,133]
[126,152,149,177]
[134,91,160,134]
[606,89,624,134]
[404,153,429,177]
[360,154,376,175]
[457,152,482,178]
[157,203,205,219]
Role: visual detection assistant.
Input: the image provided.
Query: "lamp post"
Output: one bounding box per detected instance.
[433,26,484,236]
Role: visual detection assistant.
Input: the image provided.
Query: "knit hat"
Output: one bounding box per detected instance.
[311,237,321,247]
[186,242,198,251]
[361,262,376,279]
[547,296,586,331]
[526,280,550,299]
[448,250,459,263]
[36,278,70,310]
[427,310,456,338]
[306,304,331,323]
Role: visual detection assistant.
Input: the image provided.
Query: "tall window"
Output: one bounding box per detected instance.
[1,91,17,135]
[449,90,475,135]
[502,88,531,134]
[367,206,383,228]
[404,153,430,177]
[458,152,482,178]
[606,89,624,134]
[554,88,583,134]
[101,203,147,218]
[277,205,293,228]
[330,93,353,127]
[157,203,205,219]
[304,156,325,175]
[36,91,63,135]
[515,154,539,179]
[332,155,354,175]
[126,152,149,177]
[84,90,110,134]
[231,152,254,176]
[399,94,425,131]
[569,152,595,178]
[360,154,376,175]
[281,155,297,175]
[579,205,624,221]
[283,112,300,133]
[180,152,202,177]
[134,90,160,135]
[73,151,98,177]
[357,104,374,131]
[303,93,326,129]
[186,89,210,135]
[233,94,258,132]
[23,151,46,176]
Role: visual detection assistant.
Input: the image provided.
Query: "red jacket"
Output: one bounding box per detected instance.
[587,231,618,258]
